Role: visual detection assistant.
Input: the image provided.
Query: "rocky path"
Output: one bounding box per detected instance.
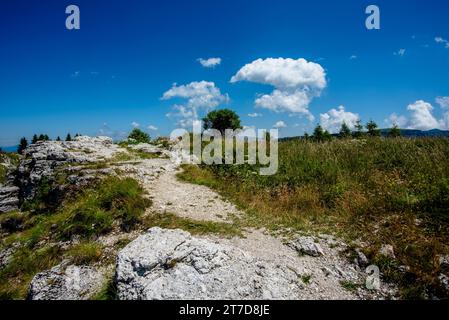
[121,155,389,300]
[148,167,240,223]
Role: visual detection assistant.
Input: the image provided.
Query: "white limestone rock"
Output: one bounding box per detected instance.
[28,262,103,300]
[115,227,303,300]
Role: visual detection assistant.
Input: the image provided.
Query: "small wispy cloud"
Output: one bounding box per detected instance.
[131,121,140,128]
[394,49,406,57]
[350,55,357,60]
[436,96,449,109]
[70,71,80,78]
[435,36,449,48]
[197,57,222,68]
[98,123,127,141]
[147,125,158,131]
[248,113,262,118]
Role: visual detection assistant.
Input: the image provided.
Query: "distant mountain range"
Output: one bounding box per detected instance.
[379,128,449,137]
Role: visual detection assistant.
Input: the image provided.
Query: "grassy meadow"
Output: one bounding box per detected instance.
[178,137,449,298]
[0,176,151,299]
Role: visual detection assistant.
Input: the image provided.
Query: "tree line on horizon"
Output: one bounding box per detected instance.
[307,120,402,142]
[200,109,403,142]
[16,133,81,154]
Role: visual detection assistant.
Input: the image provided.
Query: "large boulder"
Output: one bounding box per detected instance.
[28,262,103,300]
[17,136,122,200]
[115,227,303,300]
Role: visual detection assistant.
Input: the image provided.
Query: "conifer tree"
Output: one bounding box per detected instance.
[366,120,381,137]
[339,122,352,139]
[17,137,28,154]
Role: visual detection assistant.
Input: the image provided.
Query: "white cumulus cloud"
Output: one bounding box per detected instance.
[254,90,315,120]
[273,121,287,129]
[197,57,222,68]
[406,100,441,130]
[147,125,158,131]
[386,100,449,130]
[248,113,262,118]
[131,121,140,128]
[320,106,360,134]
[230,58,326,119]
[163,81,229,128]
[231,57,326,90]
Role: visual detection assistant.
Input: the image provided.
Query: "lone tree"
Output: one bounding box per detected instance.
[388,124,402,138]
[66,133,72,141]
[128,128,151,144]
[202,109,242,135]
[353,120,365,138]
[312,124,332,142]
[339,122,352,139]
[313,124,325,141]
[17,137,28,154]
[366,120,381,137]
[56,136,61,141]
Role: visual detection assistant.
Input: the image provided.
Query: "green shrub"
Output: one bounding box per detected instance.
[127,128,150,144]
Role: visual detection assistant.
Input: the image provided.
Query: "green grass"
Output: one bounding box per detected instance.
[111,149,163,162]
[13,176,151,245]
[301,274,312,284]
[0,176,151,299]
[0,152,20,184]
[340,280,360,293]
[91,277,117,300]
[66,242,103,265]
[0,165,6,185]
[0,211,26,233]
[127,148,165,160]
[143,212,243,237]
[178,137,449,298]
[0,245,62,299]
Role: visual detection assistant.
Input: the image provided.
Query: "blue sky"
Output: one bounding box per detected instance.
[1,0,449,146]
